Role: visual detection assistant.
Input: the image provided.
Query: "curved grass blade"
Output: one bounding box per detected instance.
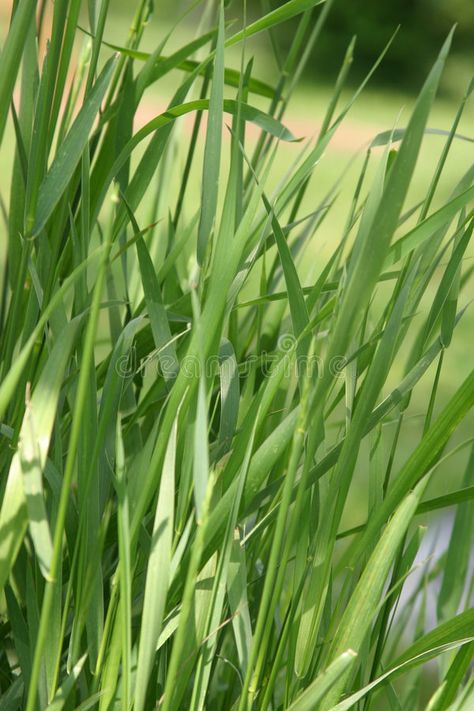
[288,651,357,711]
[371,127,474,148]
[329,639,474,711]
[385,188,474,267]
[225,0,326,49]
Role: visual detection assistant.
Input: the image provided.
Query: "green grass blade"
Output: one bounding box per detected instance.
[134,415,178,711]
[114,419,132,711]
[323,479,431,707]
[0,0,36,142]
[225,0,326,48]
[45,654,87,711]
[33,56,116,236]
[288,651,357,711]
[385,188,474,267]
[348,367,474,568]
[0,319,80,589]
[329,639,474,711]
[197,5,224,266]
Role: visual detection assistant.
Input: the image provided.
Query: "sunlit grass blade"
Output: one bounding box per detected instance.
[0,319,80,589]
[287,651,357,711]
[134,415,178,711]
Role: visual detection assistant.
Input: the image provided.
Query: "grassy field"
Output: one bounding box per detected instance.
[0,1,473,710]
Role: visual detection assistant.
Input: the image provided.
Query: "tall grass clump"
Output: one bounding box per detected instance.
[0,0,473,709]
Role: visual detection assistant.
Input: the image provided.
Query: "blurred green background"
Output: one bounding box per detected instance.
[108,0,474,95]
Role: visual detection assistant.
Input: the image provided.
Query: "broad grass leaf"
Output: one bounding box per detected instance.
[0,318,80,588]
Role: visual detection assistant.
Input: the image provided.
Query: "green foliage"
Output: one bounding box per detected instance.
[274,0,474,90]
[0,1,473,710]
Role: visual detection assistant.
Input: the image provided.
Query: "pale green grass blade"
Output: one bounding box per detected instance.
[6,10,36,293]
[426,641,474,710]
[417,485,474,515]
[446,676,474,711]
[329,640,474,711]
[114,419,131,711]
[227,531,253,674]
[192,290,210,521]
[97,606,122,711]
[338,481,474,539]
[422,218,473,344]
[323,479,431,707]
[294,265,415,676]
[189,419,259,710]
[288,651,357,711]
[45,654,87,711]
[326,30,454,372]
[218,338,240,452]
[134,415,178,711]
[240,342,314,707]
[20,320,81,579]
[0,319,80,589]
[160,479,215,711]
[392,611,474,670]
[371,127,474,148]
